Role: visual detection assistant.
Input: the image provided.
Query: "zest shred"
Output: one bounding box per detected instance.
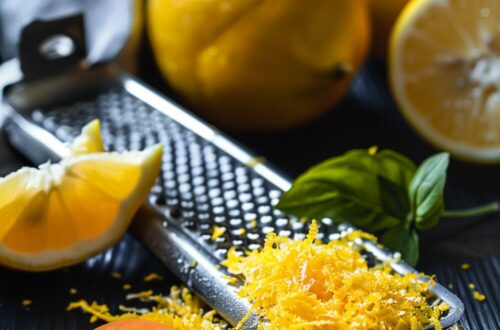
[69,221,446,330]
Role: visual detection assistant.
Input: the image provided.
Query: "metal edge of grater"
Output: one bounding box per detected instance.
[0,16,464,329]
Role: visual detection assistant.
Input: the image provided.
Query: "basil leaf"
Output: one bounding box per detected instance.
[277,149,416,231]
[381,225,419,266]
[378,175,410,221]
[409,153,449,231]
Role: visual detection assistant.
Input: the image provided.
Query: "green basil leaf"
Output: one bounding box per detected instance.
[381,225,420,266]
[277,149,417,231]
[408,153,449,231]
[378,175,410,220]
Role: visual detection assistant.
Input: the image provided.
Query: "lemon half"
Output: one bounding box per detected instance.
[390,0,500,162]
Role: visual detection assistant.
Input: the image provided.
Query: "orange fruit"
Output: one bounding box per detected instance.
[118,0,144,74]
[148,0,370,131]
[95,319,174,330]
[368,0,409,60]
[0,121,162,271]
[390,0,500,162]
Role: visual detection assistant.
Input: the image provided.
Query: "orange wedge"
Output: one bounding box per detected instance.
[390,0,500,162]
[0,121,162,271]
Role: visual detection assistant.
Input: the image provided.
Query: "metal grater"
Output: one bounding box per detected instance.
[1,15,464,329]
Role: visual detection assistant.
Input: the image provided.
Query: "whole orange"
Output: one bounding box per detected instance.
[95,319,174,330]
[148,0,371,131]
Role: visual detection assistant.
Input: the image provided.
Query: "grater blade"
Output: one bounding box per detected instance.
[3,66,464,329]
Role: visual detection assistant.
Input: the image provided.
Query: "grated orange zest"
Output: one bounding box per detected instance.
[111,272,123,279]
[223,220,442,330]
[70,221,447,329]
[211,226,226,241]
[473,291,486,302]
[67,286,228,329]
[144,273,164,282]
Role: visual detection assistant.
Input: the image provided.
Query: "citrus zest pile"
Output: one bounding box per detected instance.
[67,286,228,330]
[223,221,445,330]
[69,221,448,329]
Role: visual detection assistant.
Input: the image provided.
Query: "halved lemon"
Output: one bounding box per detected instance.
[390,0,500,162]
[0,122,162,271]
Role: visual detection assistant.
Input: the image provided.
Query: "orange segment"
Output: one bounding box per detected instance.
[390,0,500,162]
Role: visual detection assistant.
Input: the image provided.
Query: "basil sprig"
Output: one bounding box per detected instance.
[277,148,499,266]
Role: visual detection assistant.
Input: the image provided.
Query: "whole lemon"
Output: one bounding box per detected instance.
[148,0,370,131]
[369,0,409,60]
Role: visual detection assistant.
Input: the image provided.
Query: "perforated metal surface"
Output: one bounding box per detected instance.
[31,87,338,261]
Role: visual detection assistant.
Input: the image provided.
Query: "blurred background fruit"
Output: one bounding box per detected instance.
[117,0,144,74]
[389,0,500,163]
[148,0,371,131]
[368,0,409,61]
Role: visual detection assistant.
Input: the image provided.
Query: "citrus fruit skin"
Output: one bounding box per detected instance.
[390,0,500,163]
[148,0,371,131]
[94,319,174,330]
[369,0,409,60]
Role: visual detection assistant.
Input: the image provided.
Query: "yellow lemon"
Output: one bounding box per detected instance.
[390,0,500,163]
[148,0,371,131]
[369,0,409,60]
[0,121,162,271]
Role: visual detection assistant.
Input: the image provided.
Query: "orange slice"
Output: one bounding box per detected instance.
[390,0,500,162]
[0,122,162,271]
